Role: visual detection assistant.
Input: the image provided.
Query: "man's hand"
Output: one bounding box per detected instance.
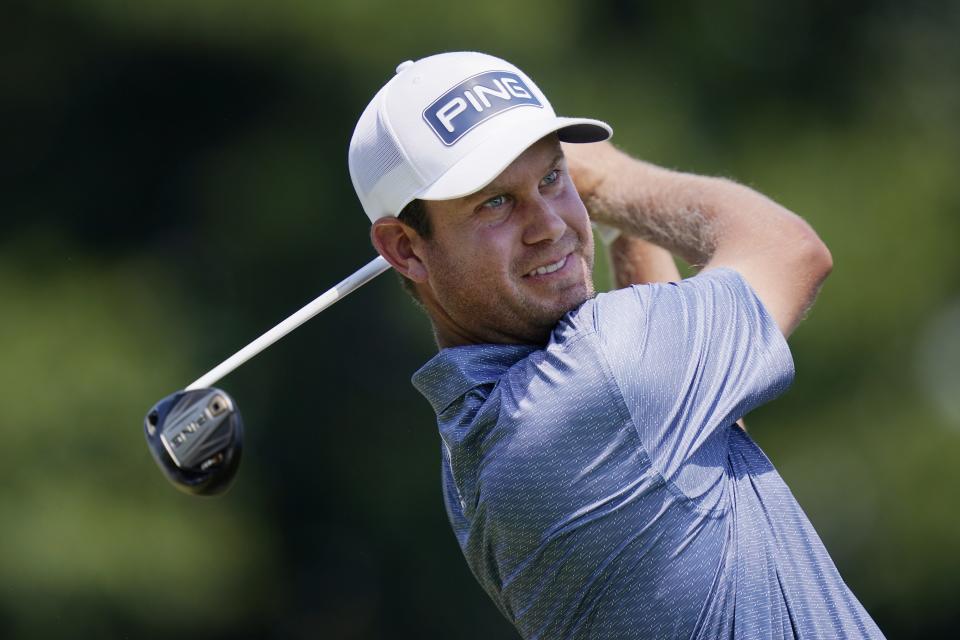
[564,141,832,337]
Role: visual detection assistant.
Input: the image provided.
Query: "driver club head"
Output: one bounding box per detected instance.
[144,387,243,496]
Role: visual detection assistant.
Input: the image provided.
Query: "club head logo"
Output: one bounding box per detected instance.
[423,71,543,146]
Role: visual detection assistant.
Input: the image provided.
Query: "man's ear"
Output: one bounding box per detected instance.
[370,218,429,283]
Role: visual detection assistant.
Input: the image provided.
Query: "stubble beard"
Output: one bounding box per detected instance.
[517,251,596,338]
[439,241,595,345]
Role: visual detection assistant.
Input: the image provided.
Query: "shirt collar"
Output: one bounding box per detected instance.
[411,343,538,415]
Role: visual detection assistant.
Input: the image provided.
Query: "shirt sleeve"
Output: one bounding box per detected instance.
[591,268,795,504]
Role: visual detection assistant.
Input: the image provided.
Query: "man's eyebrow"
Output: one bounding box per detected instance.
[467,152,566,202]
[547,151,565,169]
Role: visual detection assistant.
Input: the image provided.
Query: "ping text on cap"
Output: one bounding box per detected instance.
[422,71,543,146]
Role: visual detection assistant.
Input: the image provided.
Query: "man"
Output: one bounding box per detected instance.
[349,52,885,639]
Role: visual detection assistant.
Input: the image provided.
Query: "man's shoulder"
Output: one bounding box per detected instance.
[567,269,755,334]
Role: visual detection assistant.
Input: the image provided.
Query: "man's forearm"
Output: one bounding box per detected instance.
[565,141,832,336]
[566,142,722,266]
[607,235,681,288]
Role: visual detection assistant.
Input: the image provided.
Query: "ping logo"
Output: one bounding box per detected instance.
[423,71,542,145]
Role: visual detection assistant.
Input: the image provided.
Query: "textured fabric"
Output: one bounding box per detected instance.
[412,268,885,639]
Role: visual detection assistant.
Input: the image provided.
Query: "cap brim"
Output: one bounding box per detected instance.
[417,116,612,202]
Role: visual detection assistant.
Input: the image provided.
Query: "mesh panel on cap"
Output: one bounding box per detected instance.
[351,105,422,218]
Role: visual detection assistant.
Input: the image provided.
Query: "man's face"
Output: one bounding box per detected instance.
[415,135,595,346]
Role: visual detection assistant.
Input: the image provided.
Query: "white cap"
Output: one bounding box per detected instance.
[349,51,612,222]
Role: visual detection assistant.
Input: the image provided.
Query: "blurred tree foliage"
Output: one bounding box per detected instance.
[2,0,958,638]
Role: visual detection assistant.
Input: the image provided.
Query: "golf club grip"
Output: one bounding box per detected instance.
[185,255,392,390]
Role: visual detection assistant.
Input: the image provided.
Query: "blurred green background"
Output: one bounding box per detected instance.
[2,0,958,638]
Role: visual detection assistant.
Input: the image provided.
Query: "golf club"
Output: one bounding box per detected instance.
[143,255,392,496]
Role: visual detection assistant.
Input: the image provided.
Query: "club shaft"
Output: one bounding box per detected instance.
[186,255,391,391]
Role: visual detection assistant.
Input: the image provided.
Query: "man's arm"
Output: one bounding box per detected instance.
[565,141,832,337]
[606,234,681,288]
[596,195,748,432]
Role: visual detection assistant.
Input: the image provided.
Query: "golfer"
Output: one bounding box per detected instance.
[350,52,885,639]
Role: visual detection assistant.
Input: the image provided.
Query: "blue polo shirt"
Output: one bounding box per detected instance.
[412,268,884,639]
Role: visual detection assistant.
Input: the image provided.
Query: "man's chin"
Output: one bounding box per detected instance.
[560,278,594,311]
[531,285,593,326]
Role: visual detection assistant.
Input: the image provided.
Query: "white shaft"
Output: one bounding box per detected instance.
[186,255,392,390]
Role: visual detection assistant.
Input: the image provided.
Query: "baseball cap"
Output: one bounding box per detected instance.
[349,51,612,223]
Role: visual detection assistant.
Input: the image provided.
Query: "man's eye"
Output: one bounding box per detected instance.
[483,195,507,209]
[541,169,560,186]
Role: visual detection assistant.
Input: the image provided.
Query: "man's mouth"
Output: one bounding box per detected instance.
[526,253,570,277]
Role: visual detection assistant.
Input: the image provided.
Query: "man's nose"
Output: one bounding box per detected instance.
[521,196,567,245]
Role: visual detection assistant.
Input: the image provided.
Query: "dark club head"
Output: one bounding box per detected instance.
[144,387,243,496]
